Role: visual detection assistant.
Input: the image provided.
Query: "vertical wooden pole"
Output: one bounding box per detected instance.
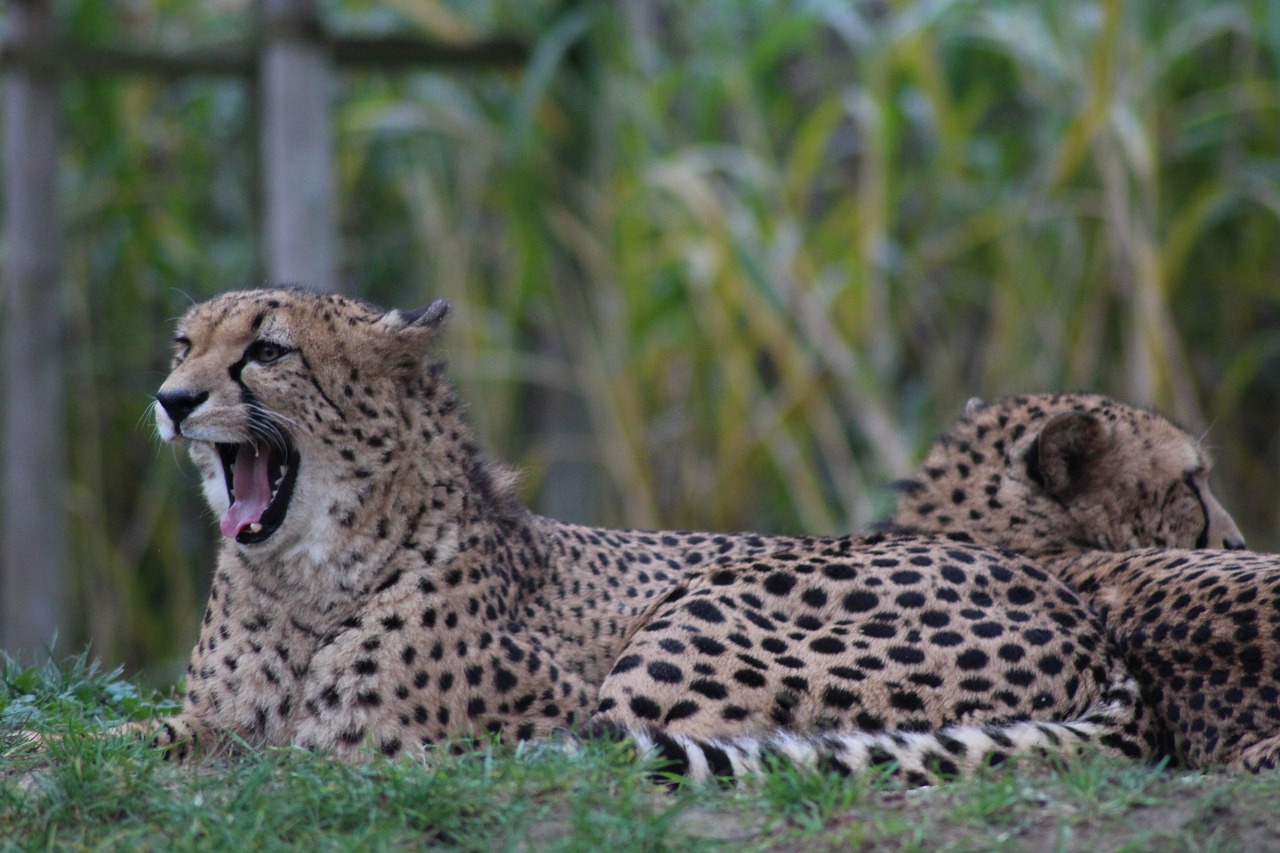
[3,0,67,657]
[260,0,338,291]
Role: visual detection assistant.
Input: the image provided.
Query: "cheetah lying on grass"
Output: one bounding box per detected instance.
[143,288,1243,781]
[883,395,1280,774]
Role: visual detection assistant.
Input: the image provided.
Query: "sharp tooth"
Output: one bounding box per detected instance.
[248,523,263,534]
[254,446,260,458]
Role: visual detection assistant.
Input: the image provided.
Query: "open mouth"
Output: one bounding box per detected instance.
[216,439,300,544]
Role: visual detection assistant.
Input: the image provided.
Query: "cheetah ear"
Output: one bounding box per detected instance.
[382,298,449,340]
[1027,410,1113,501]
[398,299,449,329]
[374,299,450,370]
[964,397,988,417]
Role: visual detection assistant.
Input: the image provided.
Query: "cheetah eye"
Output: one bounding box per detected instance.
[246,340,290,365]
[172,336,191,366]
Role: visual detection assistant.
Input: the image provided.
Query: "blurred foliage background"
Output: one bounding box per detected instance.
[9,0,1280,678]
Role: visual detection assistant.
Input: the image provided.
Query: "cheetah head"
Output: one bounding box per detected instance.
[154,287,449,551]
[889,393,1245,555]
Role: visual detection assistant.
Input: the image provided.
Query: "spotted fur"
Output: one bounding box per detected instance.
[148,290,1238,782]
[881,394,1271,772]
[1049,549,1280,771]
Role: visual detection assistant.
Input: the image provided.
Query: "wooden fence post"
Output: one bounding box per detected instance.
[2,0,67,657]
[260,0,338,291]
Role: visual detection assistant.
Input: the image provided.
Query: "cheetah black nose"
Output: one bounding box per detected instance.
[1225,536,1247,551]
[156,390,209,433]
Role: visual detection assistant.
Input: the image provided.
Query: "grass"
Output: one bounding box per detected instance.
[6,655,1280,851]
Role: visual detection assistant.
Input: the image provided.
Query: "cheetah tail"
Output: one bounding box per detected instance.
[584,680,1140,786]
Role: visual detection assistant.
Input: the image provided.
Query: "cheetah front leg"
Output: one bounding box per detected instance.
[15,716,220,763]
[111,715,218,761]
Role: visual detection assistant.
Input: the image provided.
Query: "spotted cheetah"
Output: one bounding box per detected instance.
[146,289,1236,782]
[889,395,1280,772]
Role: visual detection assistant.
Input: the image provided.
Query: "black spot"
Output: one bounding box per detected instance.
[860,622,896,639]
[1004,668,1035,687]
[890,691,925,712]
[896,591,926,608]
[761,637,788,654]
[921,611,950,628]
[810,636,847,655]
[665,701,699,723]
[801,588,828,608]
[1007,586,1036,605]
[997,644,1024,663]
[1036,655,1064,676]
[690,636,727,656]
[822,686,857,709]
[690,679,728,700]
[647,661,684,684]
[763,573,797,596]
[888,646,926,665]
[823,563,857,581]
[686,599,726,623]
[611,654,643,675]
[1022,628,1054,646]
[843,591,879,613]
[781,675,809,692]
[494,667,519,693]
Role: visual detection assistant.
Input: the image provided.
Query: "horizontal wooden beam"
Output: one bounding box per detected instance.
[332,36,527,69]
[0,36,527,79]
[0,44,253,77]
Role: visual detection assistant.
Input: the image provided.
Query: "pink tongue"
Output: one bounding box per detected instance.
[220,446,273,539]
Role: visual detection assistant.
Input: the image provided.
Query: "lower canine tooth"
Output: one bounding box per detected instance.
[248,523,263,534]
